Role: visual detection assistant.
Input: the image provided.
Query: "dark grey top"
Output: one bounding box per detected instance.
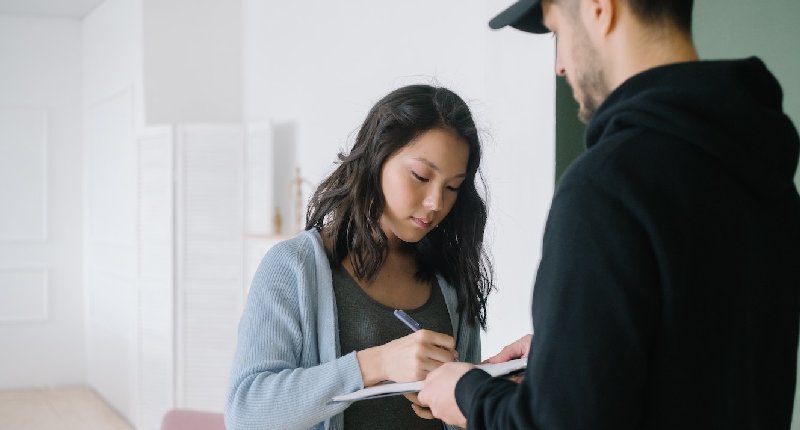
[332,262,452,430]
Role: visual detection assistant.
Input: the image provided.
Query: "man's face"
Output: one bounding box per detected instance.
[543,0,609,123]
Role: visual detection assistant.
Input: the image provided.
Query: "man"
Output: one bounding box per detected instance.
[417,0,800,428]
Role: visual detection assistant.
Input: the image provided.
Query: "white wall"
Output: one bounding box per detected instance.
[481,14,555,355]
[243,0,556,356]
[82,0,142,421]
[143,0,243,124]
[0,15,84,389]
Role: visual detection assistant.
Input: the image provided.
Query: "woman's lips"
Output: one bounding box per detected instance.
[411,217,432,229]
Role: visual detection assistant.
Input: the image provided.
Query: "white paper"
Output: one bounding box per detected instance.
[331,358,527,403]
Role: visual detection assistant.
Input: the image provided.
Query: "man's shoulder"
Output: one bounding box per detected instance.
[562,128,671,179]
[557,127,710,205]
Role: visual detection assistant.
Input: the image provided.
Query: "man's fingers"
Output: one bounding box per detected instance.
[485,348,513,364]
[485,334,533,363]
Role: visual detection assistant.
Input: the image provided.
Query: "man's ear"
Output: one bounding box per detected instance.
[584,0,618,39]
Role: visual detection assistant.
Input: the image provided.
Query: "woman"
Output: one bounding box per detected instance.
[225,84,493,430]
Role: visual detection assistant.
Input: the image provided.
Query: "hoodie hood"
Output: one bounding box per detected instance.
[586,58,799,197]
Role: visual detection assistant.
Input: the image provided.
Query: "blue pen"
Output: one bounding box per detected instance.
[393,309,421,332]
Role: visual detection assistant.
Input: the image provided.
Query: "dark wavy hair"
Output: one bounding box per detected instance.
[305,84,494,329]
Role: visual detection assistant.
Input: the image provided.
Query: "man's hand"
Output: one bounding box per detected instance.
[483,334,532,364]
[418,362,475,427]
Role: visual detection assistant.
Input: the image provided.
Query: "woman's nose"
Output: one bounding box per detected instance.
[423,188,443,212]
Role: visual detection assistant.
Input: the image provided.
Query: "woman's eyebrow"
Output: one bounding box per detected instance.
[412,157,466,178]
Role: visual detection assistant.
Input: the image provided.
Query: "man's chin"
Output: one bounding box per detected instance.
[577,98,600,124]
[578,108,593,124]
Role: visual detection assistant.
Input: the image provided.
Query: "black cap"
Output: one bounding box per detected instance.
[488,0,549,34]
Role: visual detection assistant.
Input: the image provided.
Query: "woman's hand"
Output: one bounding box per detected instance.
[404,393,435,420]
[357,329,456,386]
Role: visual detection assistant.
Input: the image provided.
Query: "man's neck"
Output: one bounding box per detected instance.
[606,22,699,90]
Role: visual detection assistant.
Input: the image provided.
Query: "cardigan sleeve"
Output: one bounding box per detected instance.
[224,241,363,430]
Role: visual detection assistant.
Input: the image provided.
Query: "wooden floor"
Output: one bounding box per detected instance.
[0,386,133,430]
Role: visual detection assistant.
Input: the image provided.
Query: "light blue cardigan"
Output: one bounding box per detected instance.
[225,229,481,430]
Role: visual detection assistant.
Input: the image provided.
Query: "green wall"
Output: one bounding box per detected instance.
[554,77,585,182]
[554,2,800,427]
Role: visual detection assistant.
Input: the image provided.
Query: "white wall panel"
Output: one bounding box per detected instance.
[178,126,243,283]
[82,0,140,109]
[86,270,137,337]
[244,122,272,235]
[86,88,137,247]
[137,127,175,430]
[0,107,48,243]
[138,128,174,279]
[85,322,138,425]
[0,269,48,322]
[0,15,83,390]
[175,125,243,411]
[82,0,143,423]
[180,288,240,410]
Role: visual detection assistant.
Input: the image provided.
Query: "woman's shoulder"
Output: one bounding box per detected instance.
[258,229,327,272]
[247,229,329,297]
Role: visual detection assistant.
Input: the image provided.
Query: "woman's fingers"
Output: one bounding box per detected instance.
[419,342,457,365]
[411,402,435,420]
[413,330,457,365]
[373,330,459,383]
[415,329,456,352]
[403,392,422,405]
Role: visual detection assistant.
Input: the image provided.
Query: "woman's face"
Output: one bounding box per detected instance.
[379,127,470,246]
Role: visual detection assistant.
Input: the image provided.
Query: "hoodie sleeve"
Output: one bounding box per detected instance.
[456,180,661,429]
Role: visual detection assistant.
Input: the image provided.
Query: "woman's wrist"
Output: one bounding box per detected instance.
[356,346,384,387]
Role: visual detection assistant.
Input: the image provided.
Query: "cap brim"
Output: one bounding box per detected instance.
[488,0,550,34]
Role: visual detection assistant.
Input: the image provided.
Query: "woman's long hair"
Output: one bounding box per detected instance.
[306,84,493,329]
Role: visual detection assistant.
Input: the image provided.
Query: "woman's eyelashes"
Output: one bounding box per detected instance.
[411,171,429,182]
[411,171,461,192]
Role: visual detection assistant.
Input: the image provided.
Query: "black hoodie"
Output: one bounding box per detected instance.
[456,58,800,429]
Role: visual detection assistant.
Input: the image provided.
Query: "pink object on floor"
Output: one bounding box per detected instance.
[161,409,226,430]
